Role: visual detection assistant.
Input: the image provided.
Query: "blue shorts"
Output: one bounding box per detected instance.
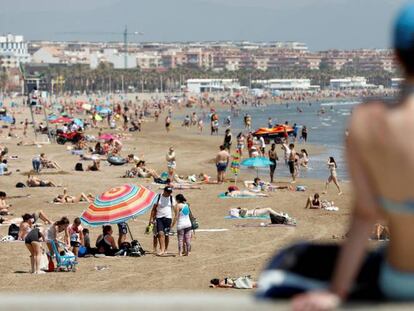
[156,217,172,235]
[216,163,227,172]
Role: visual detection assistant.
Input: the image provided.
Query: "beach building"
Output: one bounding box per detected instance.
[329,77,376,89]
[253,79,317,91]
[32,47,65,64]
[391,78,404,88]
[0,34,31,69]
[186,79,240,93]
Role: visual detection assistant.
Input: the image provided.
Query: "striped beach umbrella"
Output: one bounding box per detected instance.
[80,184,157,227]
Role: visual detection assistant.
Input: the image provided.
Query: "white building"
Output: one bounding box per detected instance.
[186,79,240,93]
[90,49,137,69]
[391,78,404,89]
[0,34,31,68]
[329,77,376,89]
[32,47,64,64]
[253,79,314,90]
[136,51,161,69]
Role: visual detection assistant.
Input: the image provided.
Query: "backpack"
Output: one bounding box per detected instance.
[128,240,145,257]
[8,224,20,240]
[75,163,84,171]
[156,194,173,206]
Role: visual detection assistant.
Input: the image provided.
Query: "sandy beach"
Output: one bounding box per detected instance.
[0,100,357,293]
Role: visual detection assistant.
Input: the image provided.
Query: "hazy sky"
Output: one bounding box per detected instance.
[0,0,408,50]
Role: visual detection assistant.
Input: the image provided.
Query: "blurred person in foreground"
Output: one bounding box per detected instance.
[257,4,414,310]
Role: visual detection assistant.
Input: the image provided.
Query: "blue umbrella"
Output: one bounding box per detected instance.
[241,157,273,168]
[73,118,84,127]
[0,116,13,123]
[48,115,58,121]
[241,157,273,178]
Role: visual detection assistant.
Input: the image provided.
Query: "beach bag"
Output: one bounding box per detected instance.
[39,250,49,271]
[128,240,145,257]
[15,182,26,188]
[8,224,19,240]
[75,162,84,171]
[189,207,199,230]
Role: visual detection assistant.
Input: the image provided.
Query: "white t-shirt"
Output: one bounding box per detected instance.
[259,137,266,148]
[156,194,175,219]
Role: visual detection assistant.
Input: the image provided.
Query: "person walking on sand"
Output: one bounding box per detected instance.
[165,115,171,133]
[323,156,342,195]
[149,186,177,256]
[216,145,230,184]
[173,194,193,256]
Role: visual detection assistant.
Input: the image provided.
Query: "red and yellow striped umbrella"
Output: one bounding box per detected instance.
[80,184,157,226]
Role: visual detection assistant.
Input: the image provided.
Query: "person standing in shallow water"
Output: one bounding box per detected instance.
[268,143,279,183]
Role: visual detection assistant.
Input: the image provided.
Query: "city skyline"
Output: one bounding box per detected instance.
[0,0,407,51]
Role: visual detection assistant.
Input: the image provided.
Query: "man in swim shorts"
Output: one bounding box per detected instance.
[215,145,230,184]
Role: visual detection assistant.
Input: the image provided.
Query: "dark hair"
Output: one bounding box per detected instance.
[82,228,89,234]
[103,225,112,234]
[301,149,308,157]
[73,217,81,225]
[314,193,320,199]
[329,157,338,168]
[0,191,6,197]
[254,177,260,184]
[219,145,225,150]
[55,217,70,227]
[289,143,295,149]
[210,278,220,286]
[396,49,414,75]
[175,194,187,203]
[22,213,33,222]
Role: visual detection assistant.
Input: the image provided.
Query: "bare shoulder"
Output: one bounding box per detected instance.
[348,101,387,142]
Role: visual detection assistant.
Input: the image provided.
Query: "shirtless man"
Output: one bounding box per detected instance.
[26,174,57,187]
[215,145,230,183]
[288,143,297,183]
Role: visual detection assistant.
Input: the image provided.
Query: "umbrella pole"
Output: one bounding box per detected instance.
[126,222,134,241]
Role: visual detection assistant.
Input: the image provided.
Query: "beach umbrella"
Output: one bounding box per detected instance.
[73,118,84,127]
[82,103,92,111]
[99,133,117,141]
[50,116,73,124]
[241,157,273,177]
[80,184,157,228]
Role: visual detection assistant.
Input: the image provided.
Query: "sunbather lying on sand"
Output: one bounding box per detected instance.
[230,207,282,218]
[224,186,268,197]
[209,276,257,289]
[244,178,293,192]
[40,153,61,169]
[27,174,59,187]
[53,188,94,203]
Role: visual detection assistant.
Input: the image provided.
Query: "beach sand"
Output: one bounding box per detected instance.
[0,107,356,293]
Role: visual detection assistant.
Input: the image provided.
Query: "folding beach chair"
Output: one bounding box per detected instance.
[50,240,78,272]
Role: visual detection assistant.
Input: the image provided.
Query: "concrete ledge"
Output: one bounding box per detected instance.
[0,294,413,311]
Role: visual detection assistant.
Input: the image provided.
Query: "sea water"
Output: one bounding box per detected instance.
[216,101,360,181]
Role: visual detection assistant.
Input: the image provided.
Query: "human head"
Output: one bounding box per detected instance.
[22,213,33,223]
[55,217,70,231]
[314,193,320,200]
[301,149,308,156]
[210,278,220,286]
[82,228,89,235]
[102,225,112,235]
[219,145,225,151]
[169,146,174,152]
[0,191,6,198]
[163,186,173,195]
[73,217,81,226]
[271,143,276,149]
[254,177,261,184]
[289,143,295,149]
[175,194,187,204]
[394,3,414,75]
[227,185,239,193]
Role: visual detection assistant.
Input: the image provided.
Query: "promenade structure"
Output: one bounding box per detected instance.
[0,34,31,69]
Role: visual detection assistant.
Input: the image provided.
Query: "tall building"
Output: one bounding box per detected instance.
[0,34,31,69]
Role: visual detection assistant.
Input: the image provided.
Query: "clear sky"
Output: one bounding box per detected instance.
[0,0,408,50]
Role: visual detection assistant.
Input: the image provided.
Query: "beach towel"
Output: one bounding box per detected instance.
[225,215,270,220]
[218,193,262,199]
[235,223,296,228]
